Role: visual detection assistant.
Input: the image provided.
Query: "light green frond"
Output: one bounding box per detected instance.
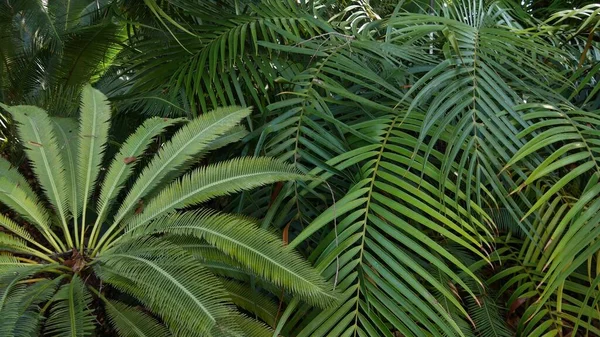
[103,299,171,337]
[96,238,238,336]
[51,118,79,224]
[45,275,95,337]
[0,178,62,252]
[108,106,252,233]
[124,157,302,233]
[89,117,183,247]
[77,84,111,247]
[0,157,37,200]
[0,103,71,248]
[125,210,336,308]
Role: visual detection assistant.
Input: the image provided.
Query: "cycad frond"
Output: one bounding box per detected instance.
[44,275,95,337]
[97,237,237,336]
[89,116,182,247]
[77,84,111,216]
[0,104,71,248]
[124,157,302,232]
[0,178,57,250]
[110,106,252,228]
[124,210,336,308]
[52,117,79,225]
[222,280,279,327]
[0,277,63,337]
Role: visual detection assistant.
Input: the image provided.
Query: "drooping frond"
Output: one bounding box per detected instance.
[45,275,95,337]
[501,102,600,335]
[124,157,302,232]
[279,113,493,337]
[0,103,71,248]
[124,210,336,308]
[96,237,238,336]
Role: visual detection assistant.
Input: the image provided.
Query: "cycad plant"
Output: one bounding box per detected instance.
[0,85,334,336]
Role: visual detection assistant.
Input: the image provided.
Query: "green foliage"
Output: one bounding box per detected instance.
[0,85,333,336]
[110,0,600,336]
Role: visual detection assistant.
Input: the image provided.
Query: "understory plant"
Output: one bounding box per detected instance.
[0,85,334,336]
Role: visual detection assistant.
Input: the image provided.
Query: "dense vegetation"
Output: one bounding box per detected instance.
[1,0,599,336]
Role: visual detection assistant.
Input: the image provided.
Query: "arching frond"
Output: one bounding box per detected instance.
[96,238,238,336]
[124,210,336,308]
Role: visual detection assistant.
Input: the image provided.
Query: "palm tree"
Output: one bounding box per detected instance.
[0,85,334,336]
